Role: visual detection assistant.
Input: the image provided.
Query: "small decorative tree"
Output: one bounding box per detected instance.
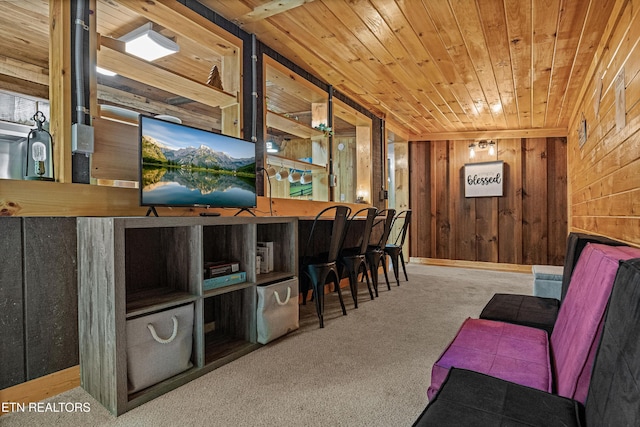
[206,65,224,90]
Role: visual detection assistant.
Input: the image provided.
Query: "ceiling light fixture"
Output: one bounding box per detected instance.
[468,143,476,159]
[469,140,496,159]
[96,66,117,76]
[119,23,179,62]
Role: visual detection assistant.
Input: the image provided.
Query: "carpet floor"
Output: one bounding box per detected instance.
[1,263,532,426]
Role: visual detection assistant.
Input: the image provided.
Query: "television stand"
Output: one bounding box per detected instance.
[145,206,159,217]
[234,208,256,217]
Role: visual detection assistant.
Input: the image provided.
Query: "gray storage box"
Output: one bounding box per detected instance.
[126,303,194,393]
[257,278,299,344]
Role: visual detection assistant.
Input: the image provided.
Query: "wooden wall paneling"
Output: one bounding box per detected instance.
[334,136,356,203]
[547,137,568,265]
[408,141,430,258]
[475,143,500,262]
[497,138,523,264]
[0,217,25,389]
[433,141,451,259]
[522,138,549,264]
[23,217,78,380]
[49,1,72,183]
[92,118,138,181]
[452,141,476,260]
[567,0,640,247]
[356,125,372,203]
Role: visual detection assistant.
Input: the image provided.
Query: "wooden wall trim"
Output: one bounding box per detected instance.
[410,257,532,274]
[0,366,80,416]
[412,128,567,141]
[0,179,369,217]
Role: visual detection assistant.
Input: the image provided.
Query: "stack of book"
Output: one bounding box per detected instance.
[203,260,245,291]
[256,241,274,273]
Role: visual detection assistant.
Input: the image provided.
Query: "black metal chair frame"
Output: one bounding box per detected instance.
[365,208,396,296]
[338,207,377,308]
[384,209,412,285]
[299,205,352,328]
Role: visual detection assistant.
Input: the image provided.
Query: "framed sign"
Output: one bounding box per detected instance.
[464,161,504,198]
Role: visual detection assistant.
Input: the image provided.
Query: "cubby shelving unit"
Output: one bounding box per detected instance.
[77,216,298,415]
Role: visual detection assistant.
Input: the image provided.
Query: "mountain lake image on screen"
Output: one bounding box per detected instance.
[139,115,257,208]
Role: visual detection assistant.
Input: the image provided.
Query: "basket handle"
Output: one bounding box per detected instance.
[274,287,292,306]
[147,315,179,344]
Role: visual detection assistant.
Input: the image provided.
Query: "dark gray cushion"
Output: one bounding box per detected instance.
[479,293,559,335]
[479,233,625,333]
[414,368,584,427]
[584,258,640,426]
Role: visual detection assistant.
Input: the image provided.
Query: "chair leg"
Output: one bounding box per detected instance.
[349,269,359,308]
[360,262,374,300]
[389,251,400,286]
[366,254,379,297]
[400,252,408,281]
[311,279,324,328]
[332,272,347,316]
[381,255,391,291]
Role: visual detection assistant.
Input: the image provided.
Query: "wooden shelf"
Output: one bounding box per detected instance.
[256,271,296,285]
[78,216,298,416]
[266,110,325,139]
[126,289,197,319]
[98,36,237,109]
[266,154,326,172]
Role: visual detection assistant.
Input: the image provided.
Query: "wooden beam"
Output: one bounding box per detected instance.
[0,74,48,100]
[234,0,315,25]
[97,85,221,130]
[266,110,324,139]
[412,128,568,141]
[97,37,237,109]
[0,55,49,86]
[49,0,72,183]
[116,0,241,56]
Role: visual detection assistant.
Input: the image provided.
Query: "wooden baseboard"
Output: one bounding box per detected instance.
[410,257,534,273]
[0,366,80,416]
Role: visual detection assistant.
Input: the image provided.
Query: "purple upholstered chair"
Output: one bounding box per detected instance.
[414,257,640,427]
[428,243,640,402]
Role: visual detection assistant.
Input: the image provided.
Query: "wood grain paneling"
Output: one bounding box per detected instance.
[567,0,640,247]
[409,142,431,259]
[522,138,548,264]
[411,137,567,265]
[497,139,523,264]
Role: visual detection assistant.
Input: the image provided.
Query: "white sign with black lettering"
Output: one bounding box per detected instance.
[464,161,504,198]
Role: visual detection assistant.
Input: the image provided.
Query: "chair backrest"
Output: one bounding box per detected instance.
[560,232,626,301]
[585,258,640,426]
[303,205,351,264]
[550,243,640,402]
[391,210,412,246]
[371,208,396,250]
[349,207,378,255]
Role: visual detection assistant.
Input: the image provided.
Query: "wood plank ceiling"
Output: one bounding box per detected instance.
[0,0,618,140]
[200,0,617,139]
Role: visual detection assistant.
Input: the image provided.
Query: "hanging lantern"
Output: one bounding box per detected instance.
[25,111,54,181]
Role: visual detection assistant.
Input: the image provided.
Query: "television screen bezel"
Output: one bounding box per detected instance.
[138,114,257,209]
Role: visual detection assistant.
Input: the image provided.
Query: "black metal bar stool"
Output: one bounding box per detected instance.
[384,210,412,285]
[365,208,396,296]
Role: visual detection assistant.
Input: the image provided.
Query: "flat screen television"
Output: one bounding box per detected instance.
[139,115,256,209]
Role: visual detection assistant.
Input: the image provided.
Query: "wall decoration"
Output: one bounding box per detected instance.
[615,68,625,131]
[578,113,587,148]
[464,160,503,198]
[594,77,602,117]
